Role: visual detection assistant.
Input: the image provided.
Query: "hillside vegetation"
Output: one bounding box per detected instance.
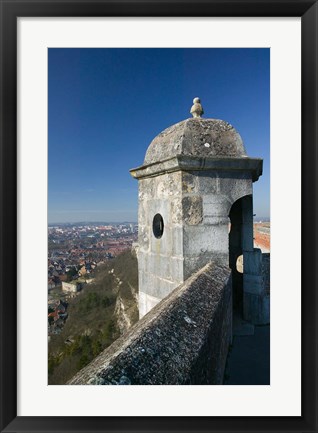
[48,249,138,384]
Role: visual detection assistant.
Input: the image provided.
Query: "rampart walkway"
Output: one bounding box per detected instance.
[224,325,270,385]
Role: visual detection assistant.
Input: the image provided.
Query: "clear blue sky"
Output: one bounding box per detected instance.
[48,48,270,223]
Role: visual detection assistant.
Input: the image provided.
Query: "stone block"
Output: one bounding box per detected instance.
[203,194,230,218]
[142,275,175,300]
[183,225,228,256]
[139,177,155,200]
[147,253,172,280]
[171,226,183,256]
[182,172,197,193]
[196,170,219,194]
[170,256,184,281]
[219,176,252,204]
[137,254,148,277]
[182,196,203,225]
[156,172,182,198]
[137,225,150,252]
[138,268,150,291]
[138,201,147,224]
[243,249,263,275]
[243,274,264,295]
[171,199,182,224]
[157,277,180,298]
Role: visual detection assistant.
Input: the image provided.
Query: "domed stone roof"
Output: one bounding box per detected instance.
[144,98,247,165]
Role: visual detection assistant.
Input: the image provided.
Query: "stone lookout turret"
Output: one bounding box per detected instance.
[130,98,265,323]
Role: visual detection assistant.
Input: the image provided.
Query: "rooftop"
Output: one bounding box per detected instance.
[144,97,247,164]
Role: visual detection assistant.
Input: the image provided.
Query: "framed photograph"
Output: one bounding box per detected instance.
[0,1,317,432]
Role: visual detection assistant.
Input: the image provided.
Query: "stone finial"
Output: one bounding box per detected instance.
[190,97,204,118]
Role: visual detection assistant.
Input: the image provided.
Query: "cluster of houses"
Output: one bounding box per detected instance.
[48,258,101,291]
[47,224,138,292]
[48,299,68,335]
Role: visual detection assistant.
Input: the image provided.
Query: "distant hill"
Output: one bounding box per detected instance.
[48,221,137,227]
[48,249,138,385]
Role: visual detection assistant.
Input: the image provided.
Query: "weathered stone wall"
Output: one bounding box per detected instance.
[137,165,252,317]
[138,171,184,316]
[68,262,232,385]
[181,170,252,279]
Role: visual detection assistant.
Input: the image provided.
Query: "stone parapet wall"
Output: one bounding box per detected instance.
[68,262,232,385]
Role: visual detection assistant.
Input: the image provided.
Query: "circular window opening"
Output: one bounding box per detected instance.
[153,214,164,239]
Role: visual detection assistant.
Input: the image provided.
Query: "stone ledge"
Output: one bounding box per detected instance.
[130,155,262,182]
[68,262,232,385]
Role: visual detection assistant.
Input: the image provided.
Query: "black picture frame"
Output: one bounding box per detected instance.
[0,1,317,432]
